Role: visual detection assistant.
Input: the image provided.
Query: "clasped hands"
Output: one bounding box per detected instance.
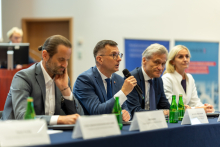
[184,104,214,113]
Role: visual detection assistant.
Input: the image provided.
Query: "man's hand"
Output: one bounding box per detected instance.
[163,110,169,116]
[57,114,80,124]
[54,68,71,96]
[122,110,130,122]
[16,64,23,69]
[121,76,137,96]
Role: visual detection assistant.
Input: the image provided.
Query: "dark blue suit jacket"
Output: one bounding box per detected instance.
[127,67,170,118]
[73,66,128,115]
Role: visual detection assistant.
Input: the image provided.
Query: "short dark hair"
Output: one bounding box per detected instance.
[93,40,118,59]
[38,35,71,58]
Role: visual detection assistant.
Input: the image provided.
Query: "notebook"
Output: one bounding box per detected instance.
[47,124,75,130]
[206,112,219,117]
[123,121,132,125]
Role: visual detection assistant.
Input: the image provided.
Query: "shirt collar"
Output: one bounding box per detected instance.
[97,67,112,81]
[40,61,53,85]
[142,66,152,81]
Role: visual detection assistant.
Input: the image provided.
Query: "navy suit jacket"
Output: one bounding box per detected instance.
[73,66,128,115]
[127,67,170,118]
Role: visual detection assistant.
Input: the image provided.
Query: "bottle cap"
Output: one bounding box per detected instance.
[27,97,33,102]
[179,94,183,97]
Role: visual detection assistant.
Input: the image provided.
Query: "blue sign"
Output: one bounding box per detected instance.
[125,39,170,71]
[175,41,219,110]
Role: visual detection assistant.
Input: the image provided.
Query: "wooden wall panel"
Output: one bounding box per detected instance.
[22,18,73,83]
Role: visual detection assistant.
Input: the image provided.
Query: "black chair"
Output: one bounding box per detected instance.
[0,111,2,118]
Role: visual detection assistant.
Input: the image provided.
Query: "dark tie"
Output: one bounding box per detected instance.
[105,78,112,100]
[148,79,156,110]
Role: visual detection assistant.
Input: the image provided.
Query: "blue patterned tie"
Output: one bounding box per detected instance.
[105,78,112,100]
[148,79,156,110]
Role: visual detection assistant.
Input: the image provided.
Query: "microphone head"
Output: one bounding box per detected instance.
[122,69,131,78]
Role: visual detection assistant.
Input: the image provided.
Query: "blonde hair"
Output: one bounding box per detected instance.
[164,45,191,74]
[142,43,168,60]
[7,27,23,38]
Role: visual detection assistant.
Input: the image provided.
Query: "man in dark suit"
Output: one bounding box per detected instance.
[1,35,83,124]
[127,43,170,118]
[73,40,137,121]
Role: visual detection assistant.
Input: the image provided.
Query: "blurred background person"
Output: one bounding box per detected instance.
[7,27,23,43]
[6,27,35,69]
[162,45,214,113]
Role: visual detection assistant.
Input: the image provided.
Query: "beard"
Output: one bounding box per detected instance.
[45,58,65,76]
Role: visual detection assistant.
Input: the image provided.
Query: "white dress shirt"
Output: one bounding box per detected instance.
[141,67,153,110]
[40,61,73,125]
[97,68,127,106]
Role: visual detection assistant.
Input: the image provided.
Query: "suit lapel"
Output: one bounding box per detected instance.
[111,74,116,96]
[173,71,187,103]
[137,67,145,100]
[35,62,46,113]
[185,75,191,104]
[93,66,108,102]
[54,84,61,114]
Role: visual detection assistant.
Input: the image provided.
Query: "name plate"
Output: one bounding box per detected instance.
[181,108,209,125]
[0,119,50,146]
[72,114,121,139]
[129,110,167,132]
[217,115,220,122]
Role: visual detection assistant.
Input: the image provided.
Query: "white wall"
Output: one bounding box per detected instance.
[3,0,220,86]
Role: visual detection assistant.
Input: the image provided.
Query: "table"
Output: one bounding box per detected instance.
[37,117,220,147]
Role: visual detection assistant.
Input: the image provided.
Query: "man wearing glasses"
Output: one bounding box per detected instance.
[73,40,137,121]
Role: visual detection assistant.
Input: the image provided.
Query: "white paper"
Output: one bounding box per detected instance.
[129,110,168,132]
[72,114,121,139]
[190,118,202,125]
[181,109,190,125]
[0,119,50,146]
[129,114,139,131]
[47,130,63,134]
[181,108,208,125]
[72,119,83,138]
[217,115,220,122]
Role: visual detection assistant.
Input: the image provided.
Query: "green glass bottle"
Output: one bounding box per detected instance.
[24,97,36,119]
[178,94,185,121]
[169,95,178,123]
[112,97,123,130]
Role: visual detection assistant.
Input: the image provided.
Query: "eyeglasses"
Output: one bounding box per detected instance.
[100,53,123,60]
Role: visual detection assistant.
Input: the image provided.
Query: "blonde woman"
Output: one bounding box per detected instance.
[162,45,214,113]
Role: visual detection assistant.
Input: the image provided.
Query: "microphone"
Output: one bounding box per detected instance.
[122,69,144,98]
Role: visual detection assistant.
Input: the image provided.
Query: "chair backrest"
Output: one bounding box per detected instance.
[0,111,2,118]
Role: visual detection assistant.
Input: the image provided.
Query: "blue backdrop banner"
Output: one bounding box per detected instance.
[175,41,219,110]
[125,39,170,71]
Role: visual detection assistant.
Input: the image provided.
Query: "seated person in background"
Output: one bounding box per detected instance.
[7,27,23,43]
[1,35,84,124]
[162,45,214,113]
[7,27,35,69]
[126,44,170,119]
[73,40,137,122]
